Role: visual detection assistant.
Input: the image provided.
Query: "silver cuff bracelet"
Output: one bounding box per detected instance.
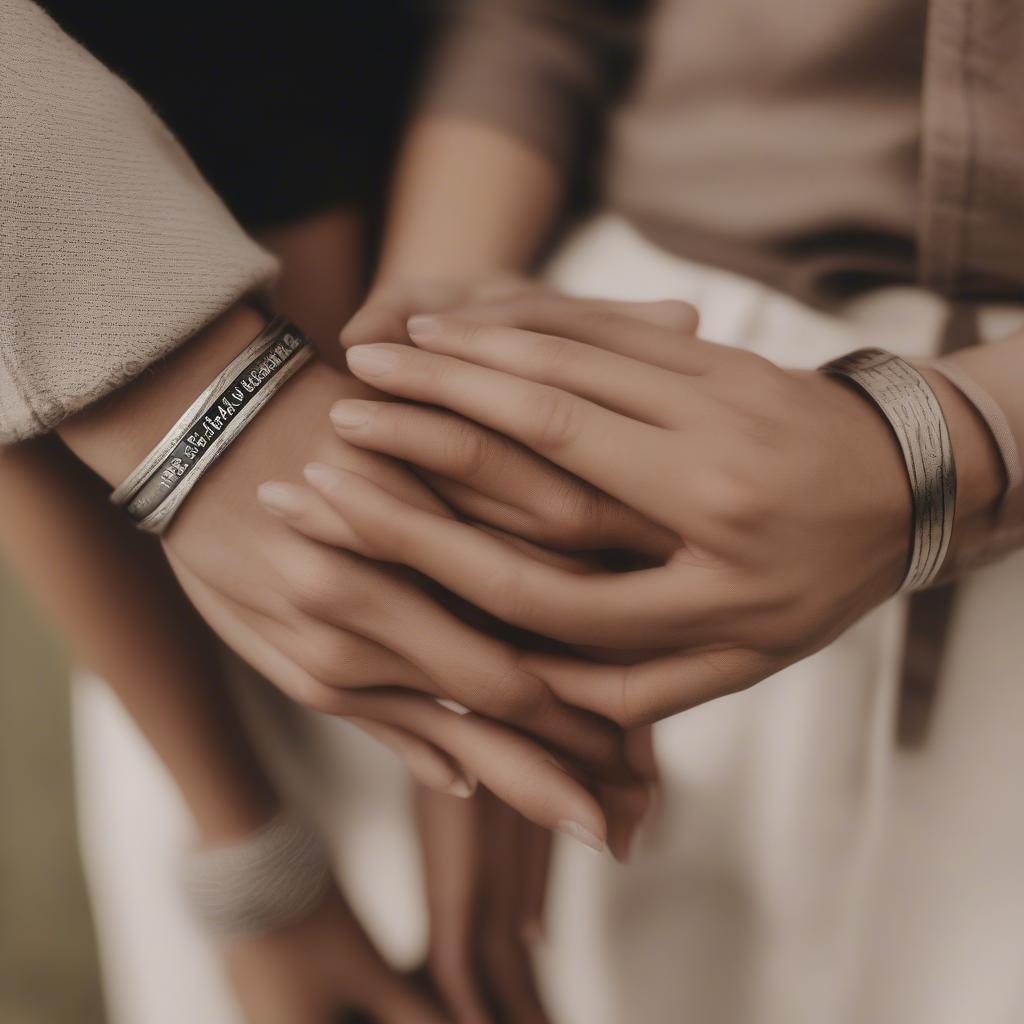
[180,814,333,938]
[822,348,957,592]
[110,316,313,534]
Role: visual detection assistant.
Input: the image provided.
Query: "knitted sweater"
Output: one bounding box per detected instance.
[0,0,278,443]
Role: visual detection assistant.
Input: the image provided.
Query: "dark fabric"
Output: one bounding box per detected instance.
[41,3,436,228]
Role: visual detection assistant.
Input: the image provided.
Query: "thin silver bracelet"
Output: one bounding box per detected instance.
[822,348,957,591]
[111,316,313,534]
[180,814,333,938]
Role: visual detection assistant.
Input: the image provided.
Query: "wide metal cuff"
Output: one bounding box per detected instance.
[111,316,313,534]
[822,348,957,591]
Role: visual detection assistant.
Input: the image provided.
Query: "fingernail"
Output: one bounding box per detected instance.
[406,314,442,342]
[330,400,371,430]
[256,481,307,518]
[557,820,606,854]
[444,774,478,799]
[346,344,398,376]
[302,462,342,491]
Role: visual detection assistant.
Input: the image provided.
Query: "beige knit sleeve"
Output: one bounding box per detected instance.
[0,0,279,443]
[421,0,644,172]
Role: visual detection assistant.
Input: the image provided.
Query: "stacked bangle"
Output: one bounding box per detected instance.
[822,348,957,591]
[110,316,313,533]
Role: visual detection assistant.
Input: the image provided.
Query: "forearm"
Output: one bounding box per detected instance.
[57,303,268,488]
[374,115,564,285]
[373,0,648,284]
[0,438,278,843]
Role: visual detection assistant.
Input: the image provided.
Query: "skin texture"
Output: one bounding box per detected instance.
[3,213,567,1021]
[275,292,1007,730]
[57,302,648,850]
[416,788,554,1024]
[0,437,449,1023]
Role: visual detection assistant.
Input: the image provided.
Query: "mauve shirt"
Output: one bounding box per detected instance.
[425,0,1024,308]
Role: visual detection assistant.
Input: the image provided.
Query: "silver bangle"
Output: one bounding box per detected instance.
[822,348,957,591]
[180,814,333,938]
[111,316,314,534]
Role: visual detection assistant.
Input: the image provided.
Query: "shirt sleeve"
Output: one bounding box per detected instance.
[0,0,279,443]
[420,0,646,173]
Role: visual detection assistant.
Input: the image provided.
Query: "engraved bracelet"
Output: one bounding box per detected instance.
[111,316,313,533]
[822,348,957,591]
[180,814,333,938]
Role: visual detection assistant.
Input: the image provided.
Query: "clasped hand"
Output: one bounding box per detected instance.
[274,291,914,730]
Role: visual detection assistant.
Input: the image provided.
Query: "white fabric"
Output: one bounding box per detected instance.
[75,214,1024,1024]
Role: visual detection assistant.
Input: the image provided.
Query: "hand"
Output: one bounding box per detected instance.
[341,274,700,361]
[60,305,642,849]
[171,358,649,847]
[342,275,537,350]
[416,786,554,1024]
[290,293,945,727]
[224,883,447,1024]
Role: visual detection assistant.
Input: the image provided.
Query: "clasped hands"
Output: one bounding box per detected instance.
[254,283,919,841]
[165,283,918,858]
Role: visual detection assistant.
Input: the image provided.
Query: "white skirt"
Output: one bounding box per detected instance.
[75,214,1024,1024]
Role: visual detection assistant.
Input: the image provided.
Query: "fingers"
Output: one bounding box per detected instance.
[300,463,723,649]
[521,647,778,729]
[342,279,472,349]
[172,553,616,837]
[357,696,610,851]
[344,342,670,517]
[341,275,533,349]
[256,488,636,775]
[254,604,441,697]
[476,794,554,1024]
[407,316,689,426]
[416,789,496,1024]
[349,718,476,799]
[446,294,716,374]
[326,399,678,557]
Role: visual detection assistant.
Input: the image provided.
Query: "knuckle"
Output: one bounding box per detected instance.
[290,675,349,715]
[282,557,356,618]
[529,387,582,451]
[527,332,577,377]
[659,299,701,333]
[541,477,606,546]
[479,561,532,624]
[696,464,770,531]
[442,418,494,480]
[617,667,652,729]
[453,320,487,351]
[302,633,363,688]
[482,662,551,723]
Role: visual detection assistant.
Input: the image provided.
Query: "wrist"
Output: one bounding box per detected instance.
[917,366,1005,569]
[59,304,268,486]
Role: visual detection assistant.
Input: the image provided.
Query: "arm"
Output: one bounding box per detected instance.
[0,437,455,1023]
[0,435,276,842]
[282,295,1019,731]
[3,0,644,842]
[343,0,647,345]
[0,0,277,444]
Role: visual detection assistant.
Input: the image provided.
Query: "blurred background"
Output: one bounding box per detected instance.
[0,566,105,1024]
